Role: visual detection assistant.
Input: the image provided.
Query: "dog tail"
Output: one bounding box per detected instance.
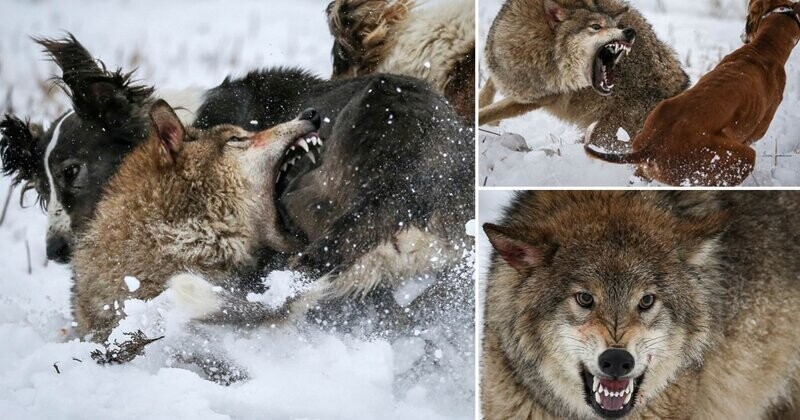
[326,0,415,78]
[584,144,650,164]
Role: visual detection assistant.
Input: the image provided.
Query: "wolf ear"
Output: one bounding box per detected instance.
[34,34,153,137]
[0,114,44,185]
[484,223,556,275]
[149,100,185,166]
[544,0,569,29]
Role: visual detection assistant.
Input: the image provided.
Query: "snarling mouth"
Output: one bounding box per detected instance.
[275,132,324,198]
[582,368,642,418]
[592,40,631,96]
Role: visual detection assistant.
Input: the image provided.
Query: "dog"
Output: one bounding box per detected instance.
[480,0,689,151]
[482,191,800,419]
[0,35,199,263]
[326,0,475,123]
[585,0,800,186]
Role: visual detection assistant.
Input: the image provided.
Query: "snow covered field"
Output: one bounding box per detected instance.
[0,1,475,419]
[479,0,800,186]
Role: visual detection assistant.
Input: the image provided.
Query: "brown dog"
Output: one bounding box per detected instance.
[585,0,800,186]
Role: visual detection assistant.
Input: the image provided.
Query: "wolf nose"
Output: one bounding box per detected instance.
[46,236,72,264]
[299,108,321,130]
[598,348,635,378]
[623,28,636,42]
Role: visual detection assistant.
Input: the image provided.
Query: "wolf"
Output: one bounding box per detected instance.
[326,0,475,123]
[482,191,800,419]
[480,0,689,151]
[0,35,199,263]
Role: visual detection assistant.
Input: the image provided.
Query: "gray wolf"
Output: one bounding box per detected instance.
[585,0,800,186]
[482,191,800,419]
[71,100,321,341]
[326,0,475,123]
[480,0,689,151]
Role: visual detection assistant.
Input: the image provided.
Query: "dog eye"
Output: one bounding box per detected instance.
[590,24,602,31]
[638,294,656,310]
[63,164,82,185]
[575,292,594,308]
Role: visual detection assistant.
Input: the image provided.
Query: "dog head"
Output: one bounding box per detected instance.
[543,0,635,96]
[484,191,728,418]
[139,100,321,255]
[743,0,800,43]
[0,34,153,263]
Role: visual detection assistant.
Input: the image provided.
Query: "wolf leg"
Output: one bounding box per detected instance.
[478,77,496,108]
[479,97,543,126]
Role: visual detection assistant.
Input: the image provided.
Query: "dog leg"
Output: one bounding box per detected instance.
[478,77,496,108]
[479,97,547,126]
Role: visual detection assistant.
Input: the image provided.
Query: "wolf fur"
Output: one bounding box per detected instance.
[480,0,689,150]
[71,101,316,341]
[482,191,800,419]
[327,0,475,122]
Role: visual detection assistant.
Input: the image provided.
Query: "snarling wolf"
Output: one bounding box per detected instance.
[482,191,800,419]
[326,0,475,123]
[0,35,199,263]
[585,0,800,186]
[480,0,689,151]
[71,100,319,341]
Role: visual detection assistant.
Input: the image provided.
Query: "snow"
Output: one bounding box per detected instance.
[479,0,800,186]
[0,1,474,419]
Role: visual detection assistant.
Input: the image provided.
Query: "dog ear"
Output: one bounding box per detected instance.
[484,223,557,276]
[34,34,154,138]
[544,0,569,29]
[0,114,44,185]
[149,100,185,166]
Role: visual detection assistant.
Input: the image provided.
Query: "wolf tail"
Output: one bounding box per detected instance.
[326,0,414,77]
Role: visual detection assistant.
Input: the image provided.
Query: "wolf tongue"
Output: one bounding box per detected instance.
[598,378,630,411]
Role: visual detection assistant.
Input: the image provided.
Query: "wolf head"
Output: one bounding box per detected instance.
[544,0,635,96]
[484,191,728,418]
[742,0,800,43]
[0,34,153,263]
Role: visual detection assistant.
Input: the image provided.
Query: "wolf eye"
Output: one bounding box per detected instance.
[639,294,656,310]
[63,164,81,185]
[590,24,602,31]
[575,292,594,308]
[228,136,248,143]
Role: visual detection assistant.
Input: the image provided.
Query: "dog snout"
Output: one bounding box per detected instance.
[46,235,72,263]
[622,28,636,42]
[298,108,321,130]
[598,348,635,378]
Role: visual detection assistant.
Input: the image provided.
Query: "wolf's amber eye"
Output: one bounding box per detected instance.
[590,24,602,31]
[575,292,594,308]
[639,294,656,310]
[228,136,248,143]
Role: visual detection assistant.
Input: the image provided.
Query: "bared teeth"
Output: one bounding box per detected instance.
[297,139,310,153]
[307,152,316,164]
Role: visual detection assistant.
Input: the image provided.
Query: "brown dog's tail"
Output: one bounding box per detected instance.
[326,0,414,78]
[584,144,650,164]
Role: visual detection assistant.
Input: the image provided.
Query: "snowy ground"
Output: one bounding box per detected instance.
[0,1,474,419]
[479,0,800,186]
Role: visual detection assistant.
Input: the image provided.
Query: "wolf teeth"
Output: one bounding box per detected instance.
[297,139,310,153]
[307,152,316,164]
[624,391,632,404]
[593,376,600,392]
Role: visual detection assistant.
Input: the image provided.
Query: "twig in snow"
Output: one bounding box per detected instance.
[91,330,164,365]
[25,239,31,275]
[0,184,13,226]
[53,362,60,374]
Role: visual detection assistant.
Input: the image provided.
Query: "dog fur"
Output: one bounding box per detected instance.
[327,0,475,123]
[482,191,800,419]
[0,35,197,263]
[584,0,800,186]
[480,0,689,150]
